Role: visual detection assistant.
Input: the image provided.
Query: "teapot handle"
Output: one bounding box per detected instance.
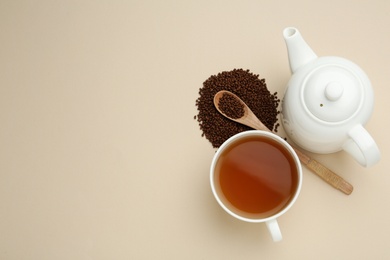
[342,124,381,167]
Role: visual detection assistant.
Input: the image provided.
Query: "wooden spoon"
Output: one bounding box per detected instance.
[214,90,353,195]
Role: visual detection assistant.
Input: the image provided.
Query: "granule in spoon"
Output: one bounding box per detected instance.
[218,92,245,119]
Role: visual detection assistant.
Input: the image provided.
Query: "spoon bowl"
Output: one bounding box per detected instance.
[214,90,271,132]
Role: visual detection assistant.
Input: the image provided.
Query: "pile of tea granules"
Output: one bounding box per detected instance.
[195,69,280,148]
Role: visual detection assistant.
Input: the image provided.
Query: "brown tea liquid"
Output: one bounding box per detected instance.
[215,135,298,219]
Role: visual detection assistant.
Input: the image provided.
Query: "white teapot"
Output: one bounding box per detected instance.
[281,27,380,167]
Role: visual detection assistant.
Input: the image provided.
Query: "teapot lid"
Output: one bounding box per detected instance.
[303,64,364,123]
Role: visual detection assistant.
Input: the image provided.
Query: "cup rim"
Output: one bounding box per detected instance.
[210,130,303,223]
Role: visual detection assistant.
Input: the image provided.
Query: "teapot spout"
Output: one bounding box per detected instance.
[283,27,317,73]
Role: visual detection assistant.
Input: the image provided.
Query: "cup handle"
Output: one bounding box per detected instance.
[342,124,381,167]
[266,219,282,242]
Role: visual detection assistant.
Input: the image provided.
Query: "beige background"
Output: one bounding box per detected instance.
[1,0,389,259]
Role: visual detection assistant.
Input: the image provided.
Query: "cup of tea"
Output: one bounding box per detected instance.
[210,130,302,242]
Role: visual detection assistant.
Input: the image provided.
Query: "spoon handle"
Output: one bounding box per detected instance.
[293,148,353,195]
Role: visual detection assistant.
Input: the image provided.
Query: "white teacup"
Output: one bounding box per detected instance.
[210,130,302,242]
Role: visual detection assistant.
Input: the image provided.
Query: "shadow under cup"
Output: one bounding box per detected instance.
[210,130,302,222]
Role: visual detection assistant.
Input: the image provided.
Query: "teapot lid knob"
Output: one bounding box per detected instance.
[302,63,364,123]
[325,82,344,101]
